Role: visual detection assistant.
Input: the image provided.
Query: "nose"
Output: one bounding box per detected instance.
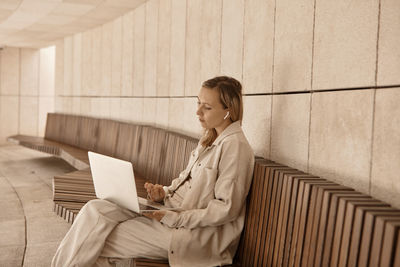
[196,106,202,116]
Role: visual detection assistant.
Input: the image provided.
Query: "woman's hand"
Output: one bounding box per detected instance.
[143,210,166,222]
[144,182,165,203]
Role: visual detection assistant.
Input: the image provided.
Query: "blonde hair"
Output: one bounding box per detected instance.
[200,76,243,147]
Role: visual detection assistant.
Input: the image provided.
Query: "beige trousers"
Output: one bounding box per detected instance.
[51,199,172,267]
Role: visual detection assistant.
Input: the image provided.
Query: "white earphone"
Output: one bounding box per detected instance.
[223,111,230,120]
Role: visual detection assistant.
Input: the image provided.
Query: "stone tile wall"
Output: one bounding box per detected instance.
[0,46,55,141]
[6,0,400,208]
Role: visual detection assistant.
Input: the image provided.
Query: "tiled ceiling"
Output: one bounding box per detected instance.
[0,0,147,48]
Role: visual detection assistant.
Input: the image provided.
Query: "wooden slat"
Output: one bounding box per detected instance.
[130,125,143,167]
[95,119,120,156]
[170,135,188,181]
[380,221,400,267]
[236,159,275,266]
[145,129,167,183]
[291,180,333,267]
[393,232,400,267]
[274,174,320,267]
[77,116,99,151]
[248,161,277,267]
[246,161,282,267]
[369,216,400,267]
[329,197,378,267]
[161,133,177,183]
[135,126,153,174]
[45,113,63,141]
[265,168,301,267]
[303,184,353,267]
[319,193,370,267]
[281,176,320,267]
[61,114,80,146]
[273,172,308,266]
[313,191,363,267]
[338,201,390,267]
[347,206,398,267]
[114,123,137,161]
[357,211,400,267]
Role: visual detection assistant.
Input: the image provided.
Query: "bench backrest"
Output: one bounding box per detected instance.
[45,113,198,182]
[234,159,400,267]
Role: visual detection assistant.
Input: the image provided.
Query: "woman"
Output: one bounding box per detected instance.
[52,76,254,267]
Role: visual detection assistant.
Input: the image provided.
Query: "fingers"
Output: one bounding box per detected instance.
[142,211,166,222]
[144,183,165,202]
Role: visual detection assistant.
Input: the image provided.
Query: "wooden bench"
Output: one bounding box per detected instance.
[9,113,400,267]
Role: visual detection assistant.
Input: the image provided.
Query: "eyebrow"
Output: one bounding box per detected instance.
[197,97,211,106]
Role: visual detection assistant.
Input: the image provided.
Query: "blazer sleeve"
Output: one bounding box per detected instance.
[161,137,255,229]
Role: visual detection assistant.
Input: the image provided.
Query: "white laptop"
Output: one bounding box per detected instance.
[88,151,170,214]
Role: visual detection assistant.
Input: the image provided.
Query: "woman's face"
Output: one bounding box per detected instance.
[196,87,231,134]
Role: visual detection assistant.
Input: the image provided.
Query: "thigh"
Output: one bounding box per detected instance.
[100,216,172,260]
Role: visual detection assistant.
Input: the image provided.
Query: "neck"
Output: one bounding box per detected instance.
[215,120,232,136]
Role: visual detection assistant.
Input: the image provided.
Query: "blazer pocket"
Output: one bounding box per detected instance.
[198,167,218,197]
[203,166,218,183]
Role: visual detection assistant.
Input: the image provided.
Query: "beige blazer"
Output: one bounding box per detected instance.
[161,121,255,267]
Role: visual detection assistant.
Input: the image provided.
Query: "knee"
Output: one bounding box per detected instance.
[79,199,116,216]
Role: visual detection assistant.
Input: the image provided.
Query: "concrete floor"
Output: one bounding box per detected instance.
[0,145,75,266]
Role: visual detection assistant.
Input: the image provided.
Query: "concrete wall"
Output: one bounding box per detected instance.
[0,46,55,142]
[51,0,400,208]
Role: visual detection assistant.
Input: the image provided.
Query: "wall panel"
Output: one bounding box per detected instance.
[63,37,73,96]
[242,95,271,158]
[121,11,134,96]
[377,0,400,86]
[184,0,202,96]
[19,96,38,136]
[169,0,186,96]
[168,98,184,131]
[39,46,55,96]
[111,17,123,96]
[133,5,145,96]
[221,0,244,80]
[0,96,19,144]
[20,49,39,96]
[312,0,379,90]
[101,22,113,96]
[72,33,82,96]
[156,0,171,97]
[155,98,169,129]
[143,98,156,125]
[143,0,158,96]
[0,47,20,96]
[81,31,92,95]
[273,0,314,92]
[271,94,310,172]
[309,90,374,194]
[200,0,222,82]
[55,40,64,96]
[38,96,55,137]
[371,88,400,208]
[92,27,102,96]
[243,0,275,94]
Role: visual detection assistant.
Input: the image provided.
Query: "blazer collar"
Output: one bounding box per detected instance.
[211,120,242,147]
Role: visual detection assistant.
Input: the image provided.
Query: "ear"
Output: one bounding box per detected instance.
[223,111,230,120]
